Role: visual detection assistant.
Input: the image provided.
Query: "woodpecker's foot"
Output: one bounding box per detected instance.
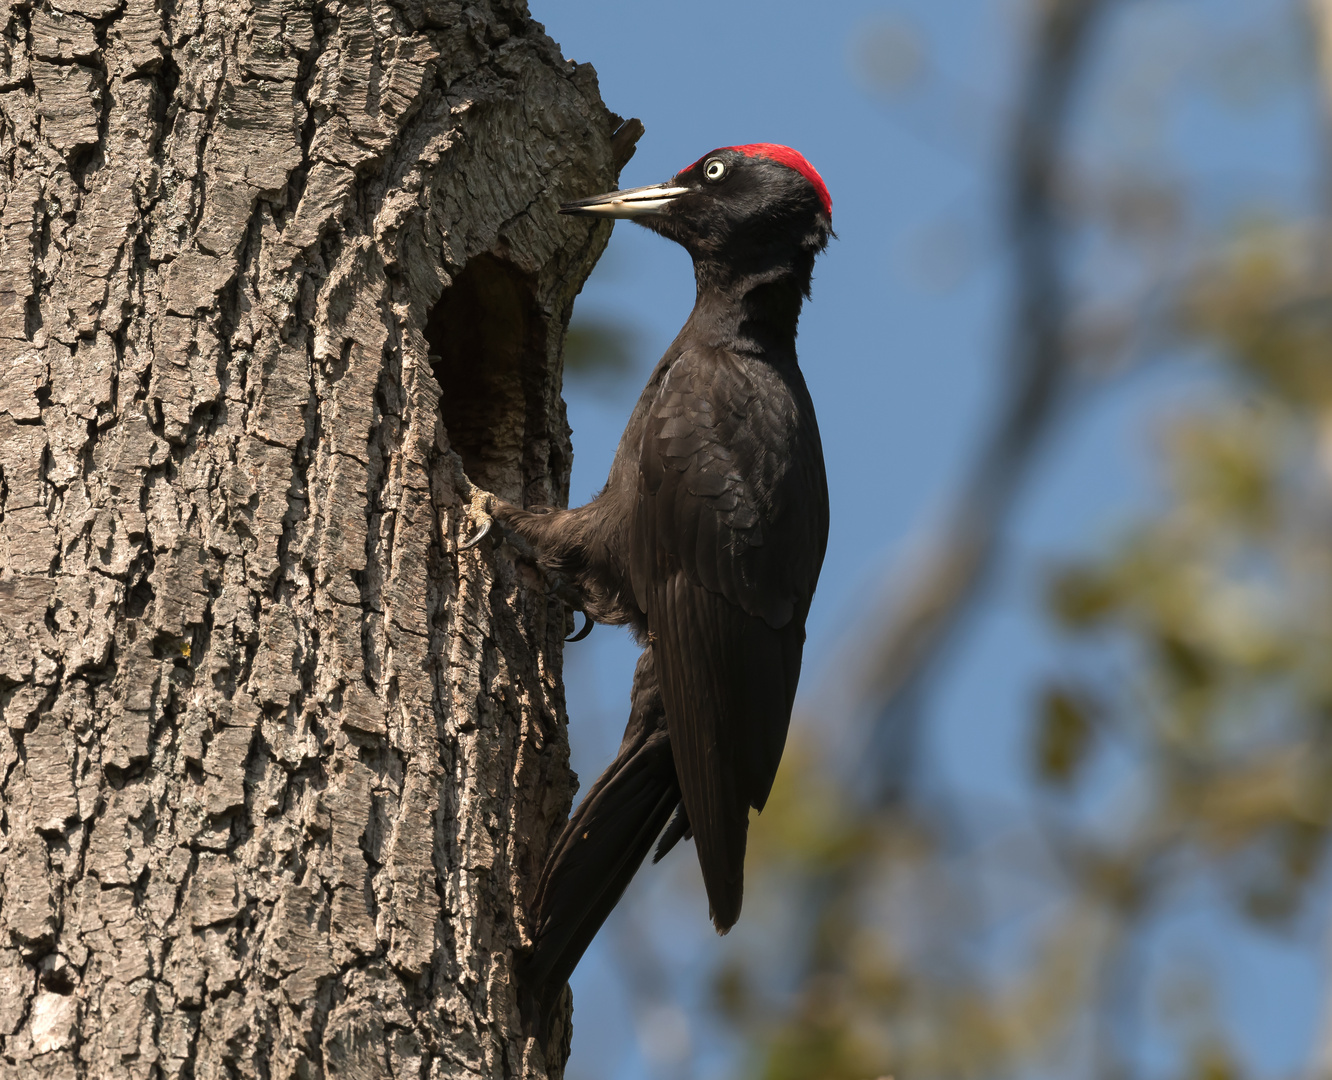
[446,452,593,641]
[454,497,593,641]
[458,489,497,550]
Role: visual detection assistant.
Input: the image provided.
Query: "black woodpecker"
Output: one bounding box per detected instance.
[465,143,832,1022]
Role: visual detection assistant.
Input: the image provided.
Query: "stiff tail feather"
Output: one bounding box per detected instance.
[521,728,680,1038]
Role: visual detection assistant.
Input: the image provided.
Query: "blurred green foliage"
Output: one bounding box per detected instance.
[701,4,1332,1063]
[564,317,640,394]
[1034,684,1098,787]
[719,214,1332,1080]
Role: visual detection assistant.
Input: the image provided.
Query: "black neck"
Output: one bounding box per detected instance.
[686,253,812,356]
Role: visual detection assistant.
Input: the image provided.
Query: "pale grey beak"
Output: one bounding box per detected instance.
[560,182,690,219]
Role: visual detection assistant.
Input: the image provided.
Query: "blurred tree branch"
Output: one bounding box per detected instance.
[726,2,1332,1077]
[862,0,1112,796]
[1311,0,1332,127]
[1300,3,1332,1074]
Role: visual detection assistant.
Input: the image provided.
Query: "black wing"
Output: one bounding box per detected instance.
[629,346,827,930]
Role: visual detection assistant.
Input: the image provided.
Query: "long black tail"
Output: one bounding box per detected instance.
[522,651,681,1035]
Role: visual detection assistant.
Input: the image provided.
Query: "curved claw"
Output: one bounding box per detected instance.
[565,610,594,643]
[458,490,497,551]
[458,516,492,551]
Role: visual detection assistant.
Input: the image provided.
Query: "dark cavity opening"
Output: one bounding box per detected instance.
[424,255,549,499]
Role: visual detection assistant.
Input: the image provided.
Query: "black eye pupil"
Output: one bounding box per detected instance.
[706,161,724,179]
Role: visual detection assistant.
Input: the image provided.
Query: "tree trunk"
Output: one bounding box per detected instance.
[0,0,628,1073]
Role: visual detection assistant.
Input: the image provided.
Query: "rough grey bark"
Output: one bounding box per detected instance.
[0,0,630,1073]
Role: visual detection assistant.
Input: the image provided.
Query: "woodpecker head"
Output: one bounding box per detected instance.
[561,144,832,283]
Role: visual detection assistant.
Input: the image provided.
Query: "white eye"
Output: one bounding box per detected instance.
[704,158,726,181]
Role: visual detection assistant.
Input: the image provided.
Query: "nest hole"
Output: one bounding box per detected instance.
[425,255,547,498]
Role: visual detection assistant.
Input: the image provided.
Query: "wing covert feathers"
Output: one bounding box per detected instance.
[631,346,826,933]
[651,575,803,930]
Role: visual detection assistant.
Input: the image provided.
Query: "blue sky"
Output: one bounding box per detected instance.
[532,1,1326,1077]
